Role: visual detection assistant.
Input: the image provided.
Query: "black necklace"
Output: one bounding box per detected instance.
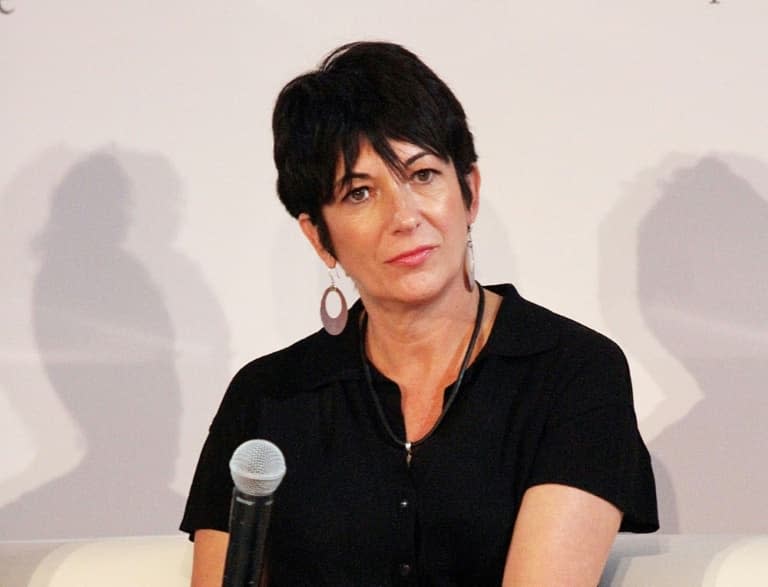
[359,285,486,465]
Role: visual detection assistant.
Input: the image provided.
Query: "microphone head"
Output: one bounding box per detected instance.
[229,439,286,497]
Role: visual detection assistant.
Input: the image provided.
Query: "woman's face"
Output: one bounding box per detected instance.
[300,138,480,308]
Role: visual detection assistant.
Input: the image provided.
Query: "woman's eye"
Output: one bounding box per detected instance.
[412,169,437,183]
[345,186,371,203]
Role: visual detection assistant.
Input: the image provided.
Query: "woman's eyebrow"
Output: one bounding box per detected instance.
[335,171,371,188]
[403,152,430,166]
[335,151,433,188]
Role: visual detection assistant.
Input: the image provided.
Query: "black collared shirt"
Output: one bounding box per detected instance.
[181,284,658,585]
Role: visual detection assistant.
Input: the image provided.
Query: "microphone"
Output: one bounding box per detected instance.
[222,439,286,587]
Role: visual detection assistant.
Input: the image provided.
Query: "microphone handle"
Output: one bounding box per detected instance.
[222,488,274,587]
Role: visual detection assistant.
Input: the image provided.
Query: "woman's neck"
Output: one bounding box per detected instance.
[361,285,498,386]
[360,284,502,443]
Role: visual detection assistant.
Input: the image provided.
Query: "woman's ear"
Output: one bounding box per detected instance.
[299,213,336,268]
[465,165,481,224]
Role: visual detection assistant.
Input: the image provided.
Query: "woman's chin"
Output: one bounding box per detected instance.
[366,274,466,308]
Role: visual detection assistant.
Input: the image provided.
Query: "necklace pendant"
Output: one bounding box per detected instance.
[405,441,412,466]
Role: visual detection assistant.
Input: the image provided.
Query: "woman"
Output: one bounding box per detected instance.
[181,41,658,586]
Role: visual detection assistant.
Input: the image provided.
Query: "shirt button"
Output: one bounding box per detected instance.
[398,563,412,576]
[399,499,409,510]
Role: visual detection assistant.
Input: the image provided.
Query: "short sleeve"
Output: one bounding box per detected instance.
[526,340,659,532]
[179,368,258,540]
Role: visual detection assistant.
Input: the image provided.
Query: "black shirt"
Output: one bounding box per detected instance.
[181,284,658,585]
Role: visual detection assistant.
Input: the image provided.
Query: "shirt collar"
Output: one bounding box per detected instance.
[294,283,560,391]
[481,283,561,358]
[294,299,366,391]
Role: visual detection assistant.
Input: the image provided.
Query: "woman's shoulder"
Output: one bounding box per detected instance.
[488,283,637,418]
[237,329,326,374]
[227,305,364,398]
[487,283,626,363]
[228,328,327,391]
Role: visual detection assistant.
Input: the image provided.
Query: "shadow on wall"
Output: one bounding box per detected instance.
[113,149,232,500]
[0,147,82,499]
[0,150,192,538]
[600,155,768,533]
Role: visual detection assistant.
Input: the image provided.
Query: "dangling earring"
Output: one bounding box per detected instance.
[464,226,475,292]
[320,267,348,335]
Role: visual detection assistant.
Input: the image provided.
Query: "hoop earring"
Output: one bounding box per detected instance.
[320,268,348,335]
[464,226,475,292]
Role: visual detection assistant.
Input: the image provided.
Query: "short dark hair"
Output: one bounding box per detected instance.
[272,41,478,255]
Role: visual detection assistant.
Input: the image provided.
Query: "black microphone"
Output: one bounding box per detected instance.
[222,439,286,587]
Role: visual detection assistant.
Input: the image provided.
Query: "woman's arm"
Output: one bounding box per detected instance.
[502,483,622,587]
[190,529,228,587]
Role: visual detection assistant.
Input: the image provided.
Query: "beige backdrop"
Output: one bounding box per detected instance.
[2,0,766,538]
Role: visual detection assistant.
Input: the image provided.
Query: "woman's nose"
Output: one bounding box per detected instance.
[388,182,421,232]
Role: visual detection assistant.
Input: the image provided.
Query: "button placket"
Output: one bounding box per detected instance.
[393,471,417,584]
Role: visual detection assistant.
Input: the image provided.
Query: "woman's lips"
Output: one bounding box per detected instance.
[386,246,435,266]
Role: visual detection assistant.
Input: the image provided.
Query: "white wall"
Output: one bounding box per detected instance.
[2,0,766,538]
